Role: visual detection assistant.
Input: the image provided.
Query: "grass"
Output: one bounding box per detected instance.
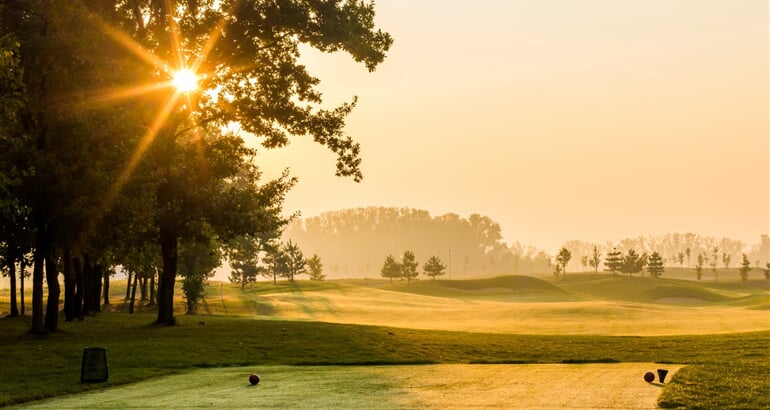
[1,274,768,408]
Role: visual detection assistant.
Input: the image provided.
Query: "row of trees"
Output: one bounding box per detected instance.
[0,1,392,332]
[380,251,447,284]
[559,245,769,283]
[560,234,768,273]
[228,239,325,288]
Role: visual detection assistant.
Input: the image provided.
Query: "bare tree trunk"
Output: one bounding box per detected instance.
[129,271,139,314]
[140,275,148,301]
[31,219,49,334]
[103,268,110,305]
[149,272,156,305]
[63,247,74,322]
[44,240,60,333]
[157,209,178,325]
[73,256,84,319]
[92,264,102,312]
[8,250,19,317]
[20,257,26,315]
[124,271,132,301]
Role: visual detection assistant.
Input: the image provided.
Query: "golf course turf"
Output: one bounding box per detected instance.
[1,274,768,408]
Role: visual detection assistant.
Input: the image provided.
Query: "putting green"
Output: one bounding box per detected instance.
[17,363,682,409]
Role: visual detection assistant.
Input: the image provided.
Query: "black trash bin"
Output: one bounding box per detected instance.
[81,347,108,383]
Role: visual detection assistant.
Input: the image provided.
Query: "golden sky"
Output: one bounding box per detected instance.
[255,0,769,252]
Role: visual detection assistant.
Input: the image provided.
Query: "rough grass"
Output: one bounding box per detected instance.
[1,274,768,408]
[0,314,768,407]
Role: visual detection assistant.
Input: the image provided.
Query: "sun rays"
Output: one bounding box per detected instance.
[84,6,235,223]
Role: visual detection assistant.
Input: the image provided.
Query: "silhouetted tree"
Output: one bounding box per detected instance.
[380,255,400,283]
[696,253,705,280]
[306,254,325,281]
[604,248,622,275]
[423,256,447,280]
[580,256,588,272]
[620,249,645,277]
[647,252,665,278]
[401,251,419,284]
[589,246,601,274]
[738,254,751,283]
[711,246,719,280]
[556,248,571,280]
[763,263,770,281]
[722,253,731,269]
[283,241,306,281]
[677,251,685,267]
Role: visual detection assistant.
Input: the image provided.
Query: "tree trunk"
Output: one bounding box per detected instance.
[44,241,60,333]
[157,209,178,325]
[20,257,26,315]
[103,269,110,305]
[140,275,148,301]
[149,272,156,305]
[92,264,103,312]
[63,247,74,322]
[81,255,91,315]
[31,221,48,334]
[73,256,83,319]
[8,251,19,317]
[129,271,139,314]
[124,271,132,301]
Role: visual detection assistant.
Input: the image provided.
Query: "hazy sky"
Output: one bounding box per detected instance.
[253,0,769,253]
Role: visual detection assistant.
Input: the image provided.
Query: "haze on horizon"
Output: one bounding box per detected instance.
[250,0,768,253]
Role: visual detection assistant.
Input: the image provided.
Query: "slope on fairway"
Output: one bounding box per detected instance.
[16,364,682,409]
[211,275,770,336]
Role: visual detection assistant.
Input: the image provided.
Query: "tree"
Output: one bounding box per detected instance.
[620,249,645,277]
[677,251,685,267]
[423,256,447,280]
[589,246,601,274]
[555,247,571,280]
[685,247,691,267]
[722,253,732,269]
[283,240,306,281]
[604,248,622,275]
[227,235,263,289]
[738,254,751,283]
[580,256,588,272]
[78,1,392,326]
[647,252,665,278]
[380,255,400,283]
[178,234,222,315]
[306,254,325,281]
[764,262,769,281]
[711,246,719,280]
[695,253,705,280]
[401,251,419,284]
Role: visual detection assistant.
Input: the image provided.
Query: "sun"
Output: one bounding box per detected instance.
[172,68,198,92]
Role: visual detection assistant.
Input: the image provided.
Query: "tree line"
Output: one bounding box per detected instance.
[0,1,392,333]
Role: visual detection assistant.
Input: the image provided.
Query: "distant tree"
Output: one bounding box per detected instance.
[264,242,290,285]
[589,246,601,274]
[604,248,623,275]
[685,248,691,267]
[306,254,325,281]
[677,251,685,267]
[555,248,571,279]
[401,251,419,284]
[553,263,562,277]
[423,256,447,280]
[380,255,401,283]
[620,249,645,277]
[763,262,770,281]
[711,246,719,280]
[283,241,306,281]
[647,252,665,278]
[738,254,751,283]
[695,253,705,280]
[580,256,588,272]
[722,253,732,269]
[227,235,263,289]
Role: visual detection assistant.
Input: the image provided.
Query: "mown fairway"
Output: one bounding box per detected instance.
[15,363,684,409]
[1,274,768,408]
